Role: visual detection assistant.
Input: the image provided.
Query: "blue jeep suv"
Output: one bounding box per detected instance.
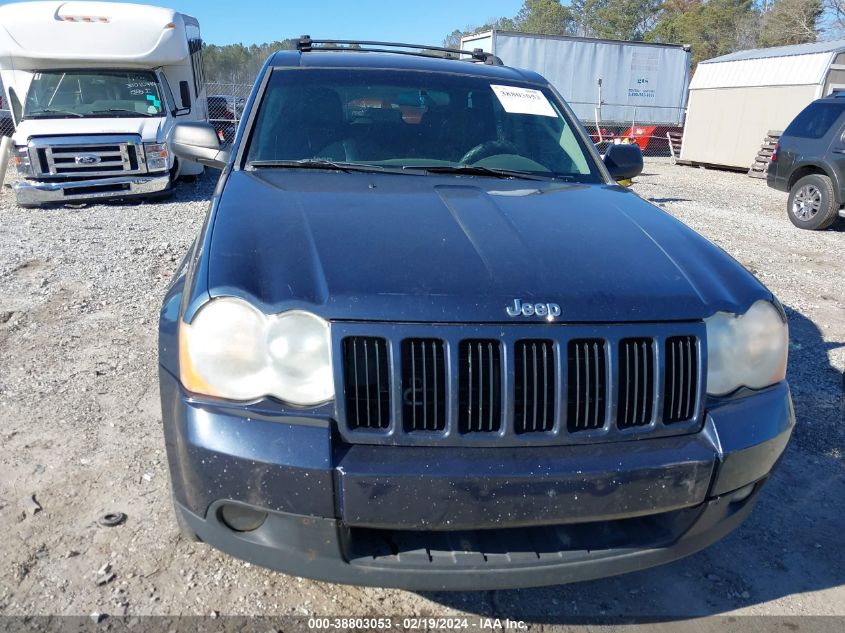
[158,38,794,590]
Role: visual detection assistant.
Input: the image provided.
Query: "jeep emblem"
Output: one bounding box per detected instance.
[506,299,561,320]
[75,154,101,165]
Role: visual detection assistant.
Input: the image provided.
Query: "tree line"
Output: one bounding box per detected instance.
[201,0,838,84]
[445,0,831,66]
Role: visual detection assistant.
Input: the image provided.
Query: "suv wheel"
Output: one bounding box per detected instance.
[787,174,840,230]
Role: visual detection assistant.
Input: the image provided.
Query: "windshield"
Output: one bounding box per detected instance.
[245,69,601,182]
[24,70,166,119]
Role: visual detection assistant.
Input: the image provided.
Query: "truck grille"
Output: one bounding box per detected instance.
[458,340,502,433]
[514,340,555,433]
[567,339,607,432]
[335,322,704,447]
[617,338,655,429]
[343,337,390,430]
[402,339,446,432]
[27,135,147,178]
[663,336,698,423]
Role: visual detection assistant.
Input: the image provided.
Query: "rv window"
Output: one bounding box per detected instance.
[23,70,166,119]
[785,102,845,139]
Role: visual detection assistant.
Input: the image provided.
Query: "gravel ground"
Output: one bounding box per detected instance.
[0,162,843,621]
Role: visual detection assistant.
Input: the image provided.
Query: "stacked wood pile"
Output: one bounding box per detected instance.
[748,130,782,179]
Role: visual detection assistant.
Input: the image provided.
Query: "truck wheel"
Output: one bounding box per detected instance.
[172,499,200,542]
[787,174,839,230]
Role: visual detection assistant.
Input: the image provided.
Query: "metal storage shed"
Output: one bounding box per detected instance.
[680,40,845,169]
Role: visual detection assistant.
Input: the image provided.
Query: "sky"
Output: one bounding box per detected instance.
[0,0,526,47]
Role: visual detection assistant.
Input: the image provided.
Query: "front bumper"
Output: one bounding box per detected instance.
[13,173,170,206]
[161,370,794,590]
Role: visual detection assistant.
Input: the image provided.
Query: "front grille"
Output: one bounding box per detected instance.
[617,338,655,429]
[336,323,704,446]
[567,339,607,432]
[663,336,698,423]
[401,339,446,432]
[514,340,555,433]
[458,340,502,433]
[28,136,146,178]
[343,337,390,429]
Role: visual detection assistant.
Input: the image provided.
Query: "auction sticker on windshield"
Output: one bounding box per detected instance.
[490,84,556,117]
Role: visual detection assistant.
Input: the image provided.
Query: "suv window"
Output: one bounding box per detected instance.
[245,68,601,182]
[784,102,845,139]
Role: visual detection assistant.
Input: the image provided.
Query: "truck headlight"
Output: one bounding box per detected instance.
[179,298,333,406]
[144,142,170,172]
[13,146,33,177]
[705,300,788,396]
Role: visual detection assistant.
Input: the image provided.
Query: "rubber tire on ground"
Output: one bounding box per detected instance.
[172,499,200,542]
[787,173,840,230]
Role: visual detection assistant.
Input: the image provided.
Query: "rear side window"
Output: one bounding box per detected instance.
[784,102,845,139]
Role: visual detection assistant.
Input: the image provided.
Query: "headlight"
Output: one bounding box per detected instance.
[143,142,170,172]
[705,300,788,396]
[179,298,333,405]
[13,146,33,177]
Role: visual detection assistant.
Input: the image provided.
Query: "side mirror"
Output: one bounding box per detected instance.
[173,107,191,117]
[168,122,230,170]
[179,80,192,110]
[603,143,643,182]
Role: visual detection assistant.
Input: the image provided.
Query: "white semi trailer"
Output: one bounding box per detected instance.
[461,31,691,127]
[0,1,208,206]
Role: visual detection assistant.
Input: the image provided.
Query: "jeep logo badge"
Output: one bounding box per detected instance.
[75,154,101,165]
[506,299,561,320]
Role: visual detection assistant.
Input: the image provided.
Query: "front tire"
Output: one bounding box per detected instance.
[787,174,840,230]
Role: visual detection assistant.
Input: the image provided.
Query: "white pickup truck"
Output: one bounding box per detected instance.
[0,1,207,207]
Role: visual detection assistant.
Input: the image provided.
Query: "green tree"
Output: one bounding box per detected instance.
[571,0,664,40]
[647,0,760,65]
[514,0,575,35]
[759,0,822,46]
[443,17,517,48]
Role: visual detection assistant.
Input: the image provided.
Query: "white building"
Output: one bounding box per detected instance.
[681,40,845,169]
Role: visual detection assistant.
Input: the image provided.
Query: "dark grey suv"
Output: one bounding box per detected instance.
[768,95,845,230]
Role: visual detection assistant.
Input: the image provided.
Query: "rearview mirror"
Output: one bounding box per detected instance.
[603,143,643,182]
[168,122,230,170]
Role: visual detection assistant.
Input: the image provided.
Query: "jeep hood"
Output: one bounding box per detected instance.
[205,170,770,323]
[13,116,165,143]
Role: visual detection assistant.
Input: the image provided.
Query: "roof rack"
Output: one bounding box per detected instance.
[296,35,503,65]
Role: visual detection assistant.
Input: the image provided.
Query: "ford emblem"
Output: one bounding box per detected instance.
[75,154,101,165]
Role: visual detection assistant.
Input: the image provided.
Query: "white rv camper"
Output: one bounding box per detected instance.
[0,1,208,206]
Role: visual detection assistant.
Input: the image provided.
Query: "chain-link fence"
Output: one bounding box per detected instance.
[574,102,686,162]
[205,82,252,146]
[1,79,14,138]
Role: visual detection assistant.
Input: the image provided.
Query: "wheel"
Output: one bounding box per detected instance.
[787,174,840,230]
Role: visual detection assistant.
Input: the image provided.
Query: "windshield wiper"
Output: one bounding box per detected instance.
[406,164,549,181]
[25,109,84,118]
[86,108,154,117]
[247,159,398,174]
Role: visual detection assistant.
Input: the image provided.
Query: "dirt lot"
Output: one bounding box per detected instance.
[0,162,843,621]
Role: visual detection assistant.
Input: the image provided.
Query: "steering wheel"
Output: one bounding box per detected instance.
[460,140,519,164]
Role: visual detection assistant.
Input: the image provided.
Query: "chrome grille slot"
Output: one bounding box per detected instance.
[663,336,698,423]
[617,338,655,429]
[401,338,446,432]
[458,340,502,434]
[567,339,607,432]
[514,340,555,433]
[343,337,390,430]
